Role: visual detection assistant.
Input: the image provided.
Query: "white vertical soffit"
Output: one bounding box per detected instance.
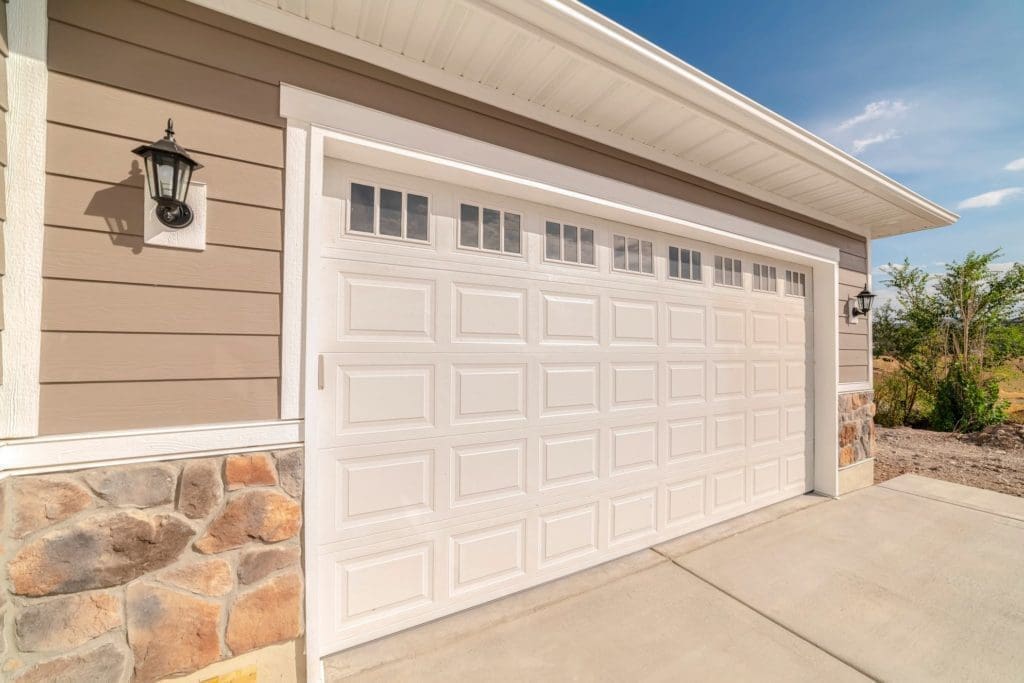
[281,120,310,419]
[1,0,47,438]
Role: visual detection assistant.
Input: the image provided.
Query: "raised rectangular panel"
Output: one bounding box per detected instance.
[452,365,525,423]
[713,309,745,346]
[751,362,780,396]
[785,316,806,346]
[453,284,525,342]
[342,275,433,340]
[668,418,705,462]
[752,408,781,445]
[611,299,657,344]
[343,544,432,620]
[786,362,807,392]
[542,364,599,416]
[541,431,599,488]
[785,454,806,487]
[340,451,432,524]
[752,459,781,499]
[668,362,705,405]
[610,490,657,542]
[540,504,598,565]
[451,441,525,506]
[451,521,525,592]
[713,362,746,399]
[667,304,705,347]
[612,364,657,408]
[342,366,433,430]
[785,406,806,437]
[611,424,657,474]
[542,293,598,343]
[667,478,705,526]
[713,413,746,453]
[751,313,781,346]
[711,468,745,513]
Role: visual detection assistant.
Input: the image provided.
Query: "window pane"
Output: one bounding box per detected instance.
[641,240,653,274]
[733,259,742,286]
[482,208,501,251]
[669,247,679,278]
[460,203,480,248]
[546,222,562,260]
[679,249,689,280]
[504,213,521,254]
[627,238,640,272]
[692,251,701,280]
[614,235,626,270]
[714,255,723,284]
[350,183,374,233]
[563,225,579,263]
[406,194,429,241]
[580,228,595,265]
[380,188,403,237]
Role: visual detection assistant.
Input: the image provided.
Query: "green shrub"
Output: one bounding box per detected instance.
[875,368,929,427]
[930,361,1007,432]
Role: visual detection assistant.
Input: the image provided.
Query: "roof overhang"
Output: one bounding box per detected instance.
[186,0,958,238]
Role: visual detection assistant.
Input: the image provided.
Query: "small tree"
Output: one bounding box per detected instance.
[876,250,1024,431]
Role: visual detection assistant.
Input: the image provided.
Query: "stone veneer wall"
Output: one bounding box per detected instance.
[839,391,876,467]
[0,449,304,683]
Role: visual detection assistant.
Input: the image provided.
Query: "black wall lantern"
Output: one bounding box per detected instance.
[132,119,202,229]
[849,285,877,322]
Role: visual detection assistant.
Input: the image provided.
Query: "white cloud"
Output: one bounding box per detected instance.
[990,261,1019,274]
[837,100,909,131]
[957,187,1023,209]
[1006,157,1024,171]
[852,130,898,154]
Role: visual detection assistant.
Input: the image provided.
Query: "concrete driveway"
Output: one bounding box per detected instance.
[325,475,1024,682]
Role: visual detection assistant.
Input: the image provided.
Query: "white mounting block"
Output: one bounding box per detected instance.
[143,182,207,250]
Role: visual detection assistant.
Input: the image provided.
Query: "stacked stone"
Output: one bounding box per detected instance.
[0,449,304,683]
[838,391,876,467]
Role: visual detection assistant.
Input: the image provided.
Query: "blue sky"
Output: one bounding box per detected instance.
[587,0,1024,287]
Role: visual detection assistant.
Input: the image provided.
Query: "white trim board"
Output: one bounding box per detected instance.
[839,381,874,394]
[280,120,311,419]
[0,419,303,475]
[1,0,48,438]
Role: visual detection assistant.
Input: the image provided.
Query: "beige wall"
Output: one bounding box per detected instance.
[40,0,869,435]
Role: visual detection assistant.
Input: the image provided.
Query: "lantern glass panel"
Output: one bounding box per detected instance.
[174,160,193,203]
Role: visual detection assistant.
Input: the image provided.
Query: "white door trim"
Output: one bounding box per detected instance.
[282,84,840,678]
[1,0,49,438]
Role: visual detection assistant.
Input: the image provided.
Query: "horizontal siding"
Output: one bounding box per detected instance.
[39,378,279,434]
[840,365,869,384]
[41,332,279,383]
[45,174,281,251]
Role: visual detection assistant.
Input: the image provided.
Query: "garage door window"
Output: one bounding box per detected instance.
[714,255,742,287]
[785,269,807,297]
[459,203,523,255]
[349,182,430,242]
[614,235,654,275]
[668,246,702,282]
[752,263,777,292]
[545,221,595,265]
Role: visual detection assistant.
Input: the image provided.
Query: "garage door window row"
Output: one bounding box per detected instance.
[459,202,523,256]
[349,182,430,242]
[545,221,597,266]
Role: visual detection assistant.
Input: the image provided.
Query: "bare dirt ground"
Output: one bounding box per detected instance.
[875,425,1024,497]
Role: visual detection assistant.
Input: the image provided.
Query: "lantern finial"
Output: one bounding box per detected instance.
[165,118,175,140]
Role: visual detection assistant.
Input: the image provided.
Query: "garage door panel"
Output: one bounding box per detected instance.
[314,163,814,654]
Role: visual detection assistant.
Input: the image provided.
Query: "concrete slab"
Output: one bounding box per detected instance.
[331,561,866,682]
[680,479,1024,682]
[879,473,1024,521]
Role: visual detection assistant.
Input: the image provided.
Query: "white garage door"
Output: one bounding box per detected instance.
[312,161,813,655]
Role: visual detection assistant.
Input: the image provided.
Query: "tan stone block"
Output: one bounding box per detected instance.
[85,464,177,508]
[839,445,857,467]
[237,545,302,585]
[195,490,301,554]
[226,572,302,655]
[273,448,303,499]
[11,477,93,539]
[839,422,858,447]
[10,643,129,683]
[225,453,278,490]
[8,511,195,597]
[178,459,224,520]
[127,583,221,683]
[158,557,234,597]
[15,591,123,652]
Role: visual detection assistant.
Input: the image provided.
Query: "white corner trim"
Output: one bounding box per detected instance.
[280,85,840,266]
[281,120,310,419]
[839,381,874,394]
[0,419,303,476]
[0,0,48,439]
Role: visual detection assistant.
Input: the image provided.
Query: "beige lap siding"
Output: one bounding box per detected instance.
[41,0,869,434]
[838,267,872,383]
